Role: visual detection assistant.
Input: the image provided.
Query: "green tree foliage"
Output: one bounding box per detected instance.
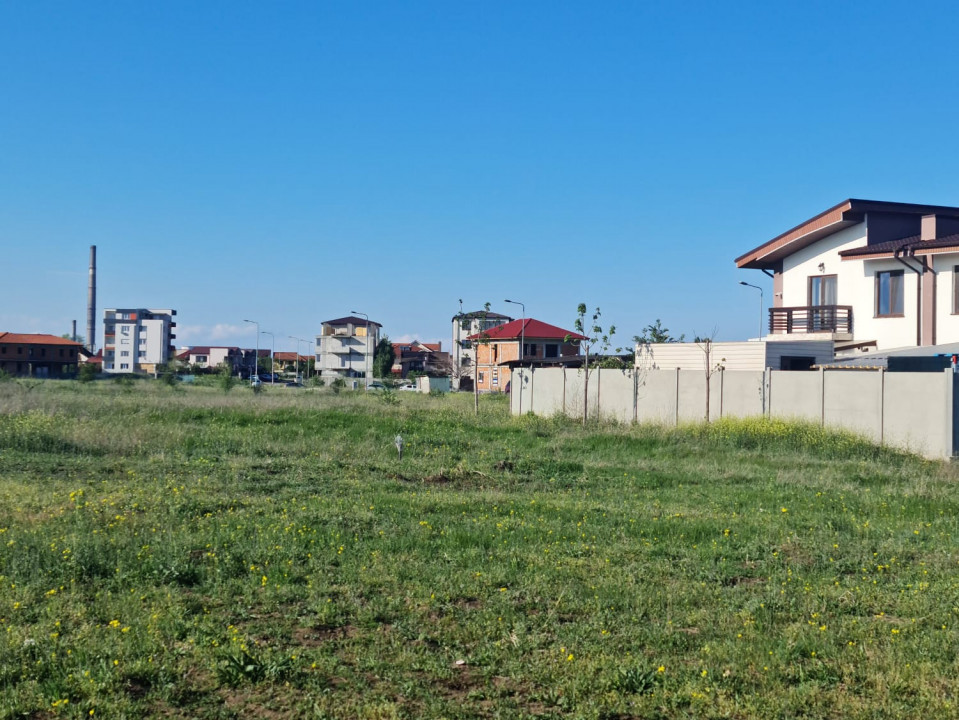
[372,336,395,379]
[634,319,684,345]
[77,364,96,383]
[217,364,236,393]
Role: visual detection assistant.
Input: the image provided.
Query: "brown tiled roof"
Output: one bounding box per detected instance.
[322,315,382,327]
[0,332,84,346]
[737,199,959,269]
[840,234,959,258]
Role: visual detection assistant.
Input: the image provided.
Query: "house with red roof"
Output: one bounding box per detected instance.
[466,319,585,392]
[737,199,959,355]
[390,341,449,378]
[0,333,84,378]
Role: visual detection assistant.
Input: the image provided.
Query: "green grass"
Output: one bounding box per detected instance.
[0,378,957,718]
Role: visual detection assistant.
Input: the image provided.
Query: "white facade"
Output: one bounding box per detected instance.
[315,317,380,379]
[637,340,835,372]
[103,308,176,374]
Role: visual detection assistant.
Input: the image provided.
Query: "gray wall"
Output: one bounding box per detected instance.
[511,366,956,460]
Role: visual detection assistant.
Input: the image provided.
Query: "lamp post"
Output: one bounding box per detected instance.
[243,319,259,381]
[504,299,526,414]
[739,281,764,340]
[351,310,371,388]
[289,335,307,382]
[262,331,275,383]
[308,340,314,381]
[504,299,525,359]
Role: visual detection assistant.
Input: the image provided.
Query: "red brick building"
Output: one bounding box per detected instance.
[0,333,84,378]
[467,319,585,392]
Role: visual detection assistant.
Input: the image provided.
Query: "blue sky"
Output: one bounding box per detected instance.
[4,2,959,353]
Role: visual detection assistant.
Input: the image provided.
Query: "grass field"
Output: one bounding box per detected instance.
[1,378,958,719]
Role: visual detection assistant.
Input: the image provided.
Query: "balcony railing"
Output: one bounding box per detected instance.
[769,305,853,335]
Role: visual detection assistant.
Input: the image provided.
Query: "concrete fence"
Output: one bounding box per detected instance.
[510,366,958,460]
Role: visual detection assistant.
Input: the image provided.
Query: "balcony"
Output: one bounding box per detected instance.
[769,305,852,337]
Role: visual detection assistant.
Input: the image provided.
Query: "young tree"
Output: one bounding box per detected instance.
[696,331,724,422]
[568,304,617,426]
[373,336,395,378]
[634,319,684,345]
[453,302,493,415]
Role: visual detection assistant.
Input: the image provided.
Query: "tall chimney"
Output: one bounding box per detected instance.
[72,320,77,342]
[87,246,96,353]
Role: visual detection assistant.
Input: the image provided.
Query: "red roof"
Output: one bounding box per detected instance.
[467,319,587,342]
[0,332,84,346]
[274,352,310,362]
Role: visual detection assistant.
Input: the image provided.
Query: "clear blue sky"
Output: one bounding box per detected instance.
[4,1,959,353]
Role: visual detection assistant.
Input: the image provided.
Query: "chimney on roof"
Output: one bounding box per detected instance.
[920,214,959,241]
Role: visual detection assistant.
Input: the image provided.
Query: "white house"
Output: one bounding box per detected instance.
[450,310,512,389]
[315,315,381,379]
[637,340,835,372]
[737,199,959,354]
[102,308,176,374]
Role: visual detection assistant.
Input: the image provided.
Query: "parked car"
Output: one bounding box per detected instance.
[398,383,416,392]
[367,381,386,390]
[250,375,262,388]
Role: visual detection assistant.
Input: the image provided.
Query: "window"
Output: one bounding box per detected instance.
[120,363,129,369]
[523,343,536,358]
[478,371,485,383]
[876,270,904,317]
[59,348,64,357]
[120,350,130,357]
[807,275,837,306]
[492,370,499,386]
[545,344,559,358]
[138,351,147,358]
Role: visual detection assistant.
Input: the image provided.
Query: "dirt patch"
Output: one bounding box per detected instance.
[292,624,357,647]
[723,575,764,587]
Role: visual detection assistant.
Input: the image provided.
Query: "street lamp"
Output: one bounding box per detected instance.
[243,319,258,381]
[289,335,307,382]
[261,331,275,383]
[504,299,525,360]
[351,310,371,388]
[739,281,764,340]
[307,340,315,381]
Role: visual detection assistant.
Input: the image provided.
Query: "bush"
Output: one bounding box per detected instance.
[77,364,97,383]
[329,378,345,394]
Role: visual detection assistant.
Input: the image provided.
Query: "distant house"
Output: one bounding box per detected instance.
[273,351,310,373]
[315,315,382,379]
[467,319,585,392]
[0,333,84,378]
[451,310,512,389]
[737,199,959,354]
[103,308,177,374]
[175,346,241,370]
[391,341,449,378]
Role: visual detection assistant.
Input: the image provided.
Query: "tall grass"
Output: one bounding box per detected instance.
[0,378,955,718]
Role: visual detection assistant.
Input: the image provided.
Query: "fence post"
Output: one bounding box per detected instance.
[820,366,826,427]
[633,367,638,423]
[529,365,534,414]
[879,368,885,446]
[719,367,724,419]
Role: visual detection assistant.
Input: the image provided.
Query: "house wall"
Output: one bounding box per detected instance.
[638,341,833,372]
[316,327,379,378]
[934,253,959,343]
[513,366,956,460]
[781,222,867,312]
[853,258,919,350]
[0,341,80,377]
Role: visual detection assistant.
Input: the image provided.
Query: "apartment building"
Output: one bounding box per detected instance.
[103,308,177,374]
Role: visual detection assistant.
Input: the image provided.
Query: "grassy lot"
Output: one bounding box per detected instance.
[1,378,958,719]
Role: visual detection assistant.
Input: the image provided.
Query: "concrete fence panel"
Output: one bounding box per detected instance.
[677,370,707,422]
[823,371,882,443]
[533,367,566,417]
[637,369,680,424]
[883,371,953,459]
[769,372,823,422]
[596,369,635,423]
[718,370,766,418]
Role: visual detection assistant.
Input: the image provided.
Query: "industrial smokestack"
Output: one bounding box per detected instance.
[72,320,77,342]
[87,246,96,353]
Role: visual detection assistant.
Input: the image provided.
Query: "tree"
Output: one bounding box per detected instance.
[568,304,617,426]
[61,333,86,346]
[373,336,395,378]
[696,331,724,422]
[634,319,683,345]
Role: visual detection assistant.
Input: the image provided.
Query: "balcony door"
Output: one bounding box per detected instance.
[808,275,837,331]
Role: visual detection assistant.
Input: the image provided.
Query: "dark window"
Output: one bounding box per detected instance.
[780,356,815,371]
[523,343,537,357]
[0,346,5,354]
[545,344,559,358]
[59,348,64,357]
[876,270,904,317]
[40,348,46,358]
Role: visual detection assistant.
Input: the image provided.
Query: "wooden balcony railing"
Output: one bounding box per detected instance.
[769,305,852,335]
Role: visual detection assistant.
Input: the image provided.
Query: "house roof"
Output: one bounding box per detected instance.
[0,332,84,346]
[839,233,959,259]
[322,315,382,327]
[736,199,959,270]
[274,351,309,362]
[467,318,587,342]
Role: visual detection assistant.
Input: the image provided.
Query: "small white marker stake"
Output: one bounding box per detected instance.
[395,435,404,460]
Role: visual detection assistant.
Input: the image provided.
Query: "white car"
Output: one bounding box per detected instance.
[398,383,417,392]
[250,375,262,388]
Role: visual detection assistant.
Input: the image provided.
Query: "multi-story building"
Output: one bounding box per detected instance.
[315,315,381,379]
[451,310,512,389]
[0,333,83,377]
[102,308,177,374]
[390,341,449,378]
[467,318,584,392]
